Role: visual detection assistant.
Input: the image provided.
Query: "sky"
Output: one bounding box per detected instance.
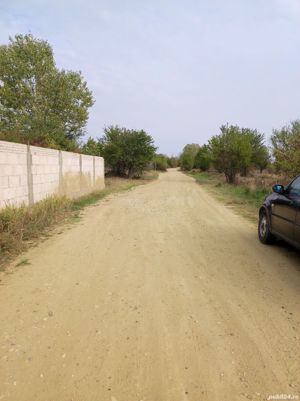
[0,0,300,155]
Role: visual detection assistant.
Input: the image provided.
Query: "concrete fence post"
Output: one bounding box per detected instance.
[26,145,34,206]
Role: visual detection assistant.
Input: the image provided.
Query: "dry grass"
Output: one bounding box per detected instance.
[0,197,72,261]
[0,172,158,269]
[189,170,290,223]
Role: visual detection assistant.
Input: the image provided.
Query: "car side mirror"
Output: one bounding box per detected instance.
[272,184,285,194]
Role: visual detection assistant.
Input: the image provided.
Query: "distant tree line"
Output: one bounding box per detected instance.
[179,121,300,183]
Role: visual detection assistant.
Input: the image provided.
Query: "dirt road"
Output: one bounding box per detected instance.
[0,169,300,401]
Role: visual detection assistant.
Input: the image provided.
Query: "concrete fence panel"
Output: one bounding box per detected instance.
[0,140,105,209]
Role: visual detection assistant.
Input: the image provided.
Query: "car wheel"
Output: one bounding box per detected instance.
[258,211,275,244]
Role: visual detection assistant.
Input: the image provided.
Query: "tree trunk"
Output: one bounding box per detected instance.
[127,167,134,179]
[226,172,237,184]
[240,166,248,177]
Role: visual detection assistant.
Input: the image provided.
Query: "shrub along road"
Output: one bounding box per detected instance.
[0,169,299,401]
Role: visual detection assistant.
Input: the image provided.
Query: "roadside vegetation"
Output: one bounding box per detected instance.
[180,121,300,182]
[152,154,168,171]
[0,173,157,269]
[93,126,156,178]
[180,125,270,183]
[181,121,300,221]
[189,171,273,221]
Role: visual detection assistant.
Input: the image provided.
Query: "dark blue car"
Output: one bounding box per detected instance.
[258,175,300,249]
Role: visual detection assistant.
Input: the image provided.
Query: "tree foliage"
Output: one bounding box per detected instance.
[179,143,200,171]
[167,156,179,168]
[209,125,252,184]
[0,34,94,150]
[239,128,269,175]
[101,126,156,178]
[252,144,270,173]
[207,125,269,183]
[81,137,103,156]
[271,120,300,177]
[153,154,168,171]
[194,145,211,171]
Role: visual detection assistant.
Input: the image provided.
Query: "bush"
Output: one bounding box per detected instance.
[179,144,200,171]
[81,137,103,156]
[180,152,194,170]
[271,120,300,177]
[153,154,168,171]
[209,125,252,184]
[194,145,211,171]
[101,126,156,178]
[167,156,179,168]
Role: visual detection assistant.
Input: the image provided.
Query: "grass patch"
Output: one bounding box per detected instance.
[0,173,157,269]
[189,171,271,222]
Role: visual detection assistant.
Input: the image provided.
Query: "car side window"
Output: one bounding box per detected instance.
[288,176,300,197]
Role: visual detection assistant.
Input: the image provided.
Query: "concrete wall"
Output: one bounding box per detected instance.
[0,141,105,209]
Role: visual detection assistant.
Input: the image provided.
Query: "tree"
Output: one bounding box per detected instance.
[179,143,200,171]
[253,144,270,173]
[153,154,168,171]
[271,120,300,177]
[101,126,156,178]
[194,145,211,171]
[239,128,269,175]
[167,156,178,168]
[81,137,103,156]
[180,152,194,171]
[0,34,94,150]
[209,125,252,184]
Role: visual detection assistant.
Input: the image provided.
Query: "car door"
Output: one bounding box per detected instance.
[295,210,300,246]
[271,176,300,243]
[288,176,300,246]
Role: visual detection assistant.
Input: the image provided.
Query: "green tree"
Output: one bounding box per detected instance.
[209,125,252,184]
[167,156,178,168]
[180,152,194,171]
[101,126,156,178]
[179,143,200,171]
[239,128,269,175]
[81,137,103,156]
[194,145,211,171]
[153,154,168,171]
[253,144,270,173]
[0,34,94,150]
[271,120,300,176]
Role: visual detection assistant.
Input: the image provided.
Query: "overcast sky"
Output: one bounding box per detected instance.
[1,0,300,155]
